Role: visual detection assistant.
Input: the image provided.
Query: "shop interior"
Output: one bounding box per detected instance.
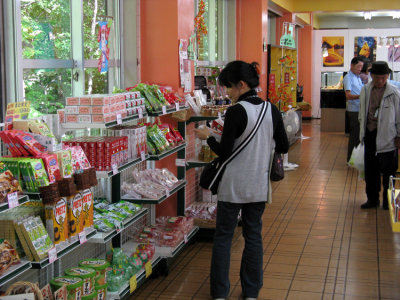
[0,0,400,299]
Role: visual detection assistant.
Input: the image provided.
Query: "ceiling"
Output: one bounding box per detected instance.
[314,10,400,29]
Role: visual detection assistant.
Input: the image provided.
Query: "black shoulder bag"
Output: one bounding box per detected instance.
[200,101,268,194]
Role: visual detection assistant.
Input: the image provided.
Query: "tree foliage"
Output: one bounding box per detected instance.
[20,0,110,113]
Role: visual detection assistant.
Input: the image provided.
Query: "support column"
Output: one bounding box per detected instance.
[236,0,268,99]
[298,24,313,118]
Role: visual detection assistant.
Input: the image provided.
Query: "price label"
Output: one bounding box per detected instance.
[218,112,222,120]
[184,234,188,244]
[7,192,19,209]
[175,159,186,167]
[79,231,87,244]
[112,164,118,175]
[138,107,143,119]
[166,189,170,198]
[117,114,122,124]
[141,151,146,161]
[175,103,180,111]
[162,106,167,115]
[145,261,152,278]
[130,275,137,293]
[48,247,57,264]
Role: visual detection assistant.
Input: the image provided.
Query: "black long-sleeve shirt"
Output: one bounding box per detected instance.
[207,90,289,162]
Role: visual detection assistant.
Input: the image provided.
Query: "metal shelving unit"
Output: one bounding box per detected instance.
[96,155,149,179]
[121,180,187,205]
[61,113,148,129]
[89,208,148,243]
[147,105,188,117]
[0,194,30,213]
[31,227,97,269]
[0,260,31,287]
[148,143,186,161]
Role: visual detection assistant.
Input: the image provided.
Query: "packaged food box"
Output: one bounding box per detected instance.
[39,153,62,183]
[67,193,84,240]
[66,115,78,123]
[66,97,79,106]
[79,96,92,106]
[91,95,110,106]
[79,106,91,114]
[79,259,110,286]
[65,106,79,115]
[56,150,73,178]
[45,197,68,245]
[78,115,92,123]
[80,189,94,228]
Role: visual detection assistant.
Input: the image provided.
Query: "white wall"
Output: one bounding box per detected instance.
[312,28,400,118]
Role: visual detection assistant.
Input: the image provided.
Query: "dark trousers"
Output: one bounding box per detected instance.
[210,201,266,299]
[364,129,398,206]
[347,111,360,162]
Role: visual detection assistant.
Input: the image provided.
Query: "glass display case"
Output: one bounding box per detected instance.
[321,71,345,89]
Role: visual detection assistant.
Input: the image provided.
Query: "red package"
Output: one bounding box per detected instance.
[0,131,22,156]
[6,131,30,156]
[160,123,177,146]
[97,138,105,171]
[11,130,45,156]
[170,126,184,143]
[38,153,62,183]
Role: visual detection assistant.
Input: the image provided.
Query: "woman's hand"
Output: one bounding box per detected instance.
[194,126,211,140]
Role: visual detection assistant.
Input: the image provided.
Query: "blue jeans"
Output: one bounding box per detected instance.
[210,201,266,298]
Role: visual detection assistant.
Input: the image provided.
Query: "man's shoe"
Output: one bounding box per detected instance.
[360,201,379,209]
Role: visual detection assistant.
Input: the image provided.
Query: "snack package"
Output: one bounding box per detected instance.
[80,189,94,229]
[159,123,177,146]
[39,153,62,183]
[0,161,22,203]
[66,193,83,241]
[55,150,73,178]
[45,198,68,245]
[12,130,46,156]
[0,239,21,275]
[5,131,31,156]
[27,158,50,188]
[69,146,91,172]
[0,131,23,156]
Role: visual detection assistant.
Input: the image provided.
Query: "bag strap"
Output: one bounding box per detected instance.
[208,101,268,189]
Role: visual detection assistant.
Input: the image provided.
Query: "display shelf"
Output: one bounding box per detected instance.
[89,208,148,243]
[0,195,30,213]
[147,105,188,117]
[186,115,220,124]
[121,180,187,204]
[22,192,41,200]
[156,226,199,258]
[31,227,97,269]
[107,254,162,300]
[147,143,186,161]
[387,189,400,232]
[61,113,148,129]
[0,259,31,287]
[186,159,210,170]
[96,155,149,178]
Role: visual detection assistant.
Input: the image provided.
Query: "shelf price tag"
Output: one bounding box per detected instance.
[175,103,180,111]
[145,261,152,278]
[162,106,167,115]
[141,151,146,161]
[218,112,222,120]
[117,114,122,125]
[184,234,188,244]
[130,275,137,293]
[112,164,118,175]
[166,189,170,198]
[138,107,143,119]
[79,231,87,244]
[7,192,19,209]
[175,159,186,167]
[115,222,122,233]
[48,247,57,264]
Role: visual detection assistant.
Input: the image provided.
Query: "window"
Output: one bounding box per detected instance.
[4,0,122,114]
[195,0,235,65]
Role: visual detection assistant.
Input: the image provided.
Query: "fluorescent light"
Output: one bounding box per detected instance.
[393,12,400,19]
[364,12,372,20]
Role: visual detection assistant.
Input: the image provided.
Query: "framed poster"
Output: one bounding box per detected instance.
[354,37,376,62]
[322,36,344,67]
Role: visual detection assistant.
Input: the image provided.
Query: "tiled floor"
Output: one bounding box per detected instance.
[131,120,400,300]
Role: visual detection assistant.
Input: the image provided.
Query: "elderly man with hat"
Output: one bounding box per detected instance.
[359,61,400,209]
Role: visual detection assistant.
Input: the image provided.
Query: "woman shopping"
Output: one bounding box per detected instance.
[194,60,289,300]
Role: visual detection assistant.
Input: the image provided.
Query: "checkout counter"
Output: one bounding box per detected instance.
[320,89,346,132]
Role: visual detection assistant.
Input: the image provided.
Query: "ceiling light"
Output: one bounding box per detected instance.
[364,12,372,20]
[393,12,400,19]
[386,38,392,48]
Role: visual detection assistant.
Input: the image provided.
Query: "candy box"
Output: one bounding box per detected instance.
[79,106,91,114]
[91,114,105,124]
[45,197,69,245]
[57,109,65,123]
[56,150,73,178]
[0,131,22,157]
[66,193,84,241]
[5,131,31,156]
[91,95,110,106]
[66,97,79,106]
[79,96,92,106]
[39,153,62,183]
[70,146,91,171]
[13,130,46,156]
[27,158,50,188]
[80,189,94,228]
[66,115,78,123]
[78,115,92,123]
[65,106,79,115]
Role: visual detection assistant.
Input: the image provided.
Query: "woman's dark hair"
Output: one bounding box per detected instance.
[218,60,260,89]
[361,59,371,73]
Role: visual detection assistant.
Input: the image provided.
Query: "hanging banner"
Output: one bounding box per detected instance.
[280,22,296,48]
[97,20,112,73]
